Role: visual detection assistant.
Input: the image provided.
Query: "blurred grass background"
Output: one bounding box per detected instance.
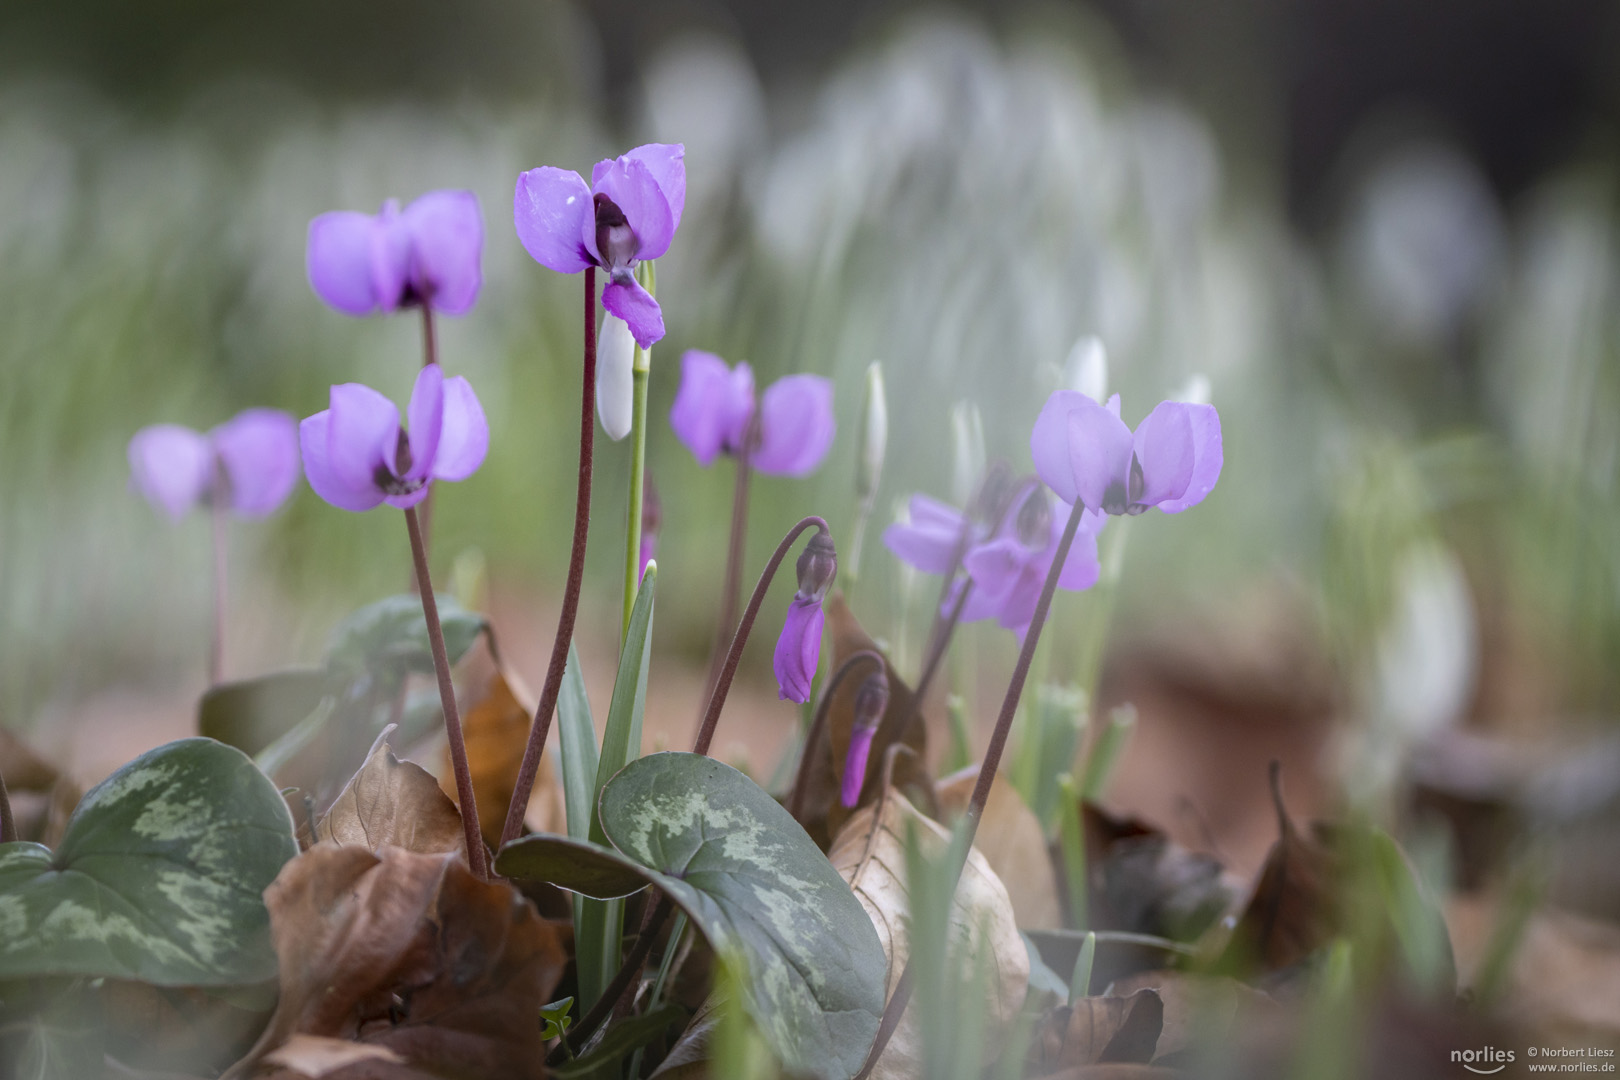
[2,0,1619,837]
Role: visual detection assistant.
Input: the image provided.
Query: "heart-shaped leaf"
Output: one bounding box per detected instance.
[499,752,887,1080]
[198,668,338,758]
[0,737,298,986]
[323,593,486,679]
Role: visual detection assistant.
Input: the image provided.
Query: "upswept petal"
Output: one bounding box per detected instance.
[670,350,737,466]
[601,274,666,348]
[620,143,687,232]
[326,383,401,493]
[404,364,445,482]
[368,200,411,313]
[1154,402,1222,514]
[1053,511,1102,592]
[752,374,836,477]
[592,157,677,261]
[128,425,213,521]
[882,495,967,575]
[909,493,967,533]
[211,409,300,517]
[403,189,483,315]
[431,376,489,482]
[1054,392,1133,511]
[962,538,1033,610]
[1131,401,1197,508]
[307,211,382,316]
[596,312,637,441]
[513,167,596,274]
[300,412,385,512]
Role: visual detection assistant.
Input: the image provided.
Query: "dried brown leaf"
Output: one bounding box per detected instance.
[1078,802,1242,944]
[262,1037,405,1078]
[1031,989,1164,1071]
[442,665,563,846]
[1103,971,1280,1063]
[0,724,61,791]
[320,736,465,856]
[225,844,566,1080]
[828,780,1027,1080]
[937,765,1062,928]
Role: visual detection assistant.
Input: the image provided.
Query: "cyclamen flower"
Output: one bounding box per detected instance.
[774,532,837,703]
[514,143,686,348]
[670,351,836,477]
[841,672,890,808]
[1030,392,1222,516]
[882,494,985,577]
[956,485,1104,635]
[301,363,488,512]
[129,409,300,521]
[307,190,484,317]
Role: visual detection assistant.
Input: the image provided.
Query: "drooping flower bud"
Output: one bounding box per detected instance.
[949,400,986,508]
[841,671,890,808]
[795,531,838,602]
[856,362,887,504]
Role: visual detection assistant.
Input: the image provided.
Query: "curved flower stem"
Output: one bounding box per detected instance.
[500,267,598,848]
[786,649,885,821]
[692,515,829,758]
[621,261,655,640]
[854,498,1088,1079]
[0,764,15,843]
[209,490,228,685]
[404,504,487,879]
[699,442,754,717]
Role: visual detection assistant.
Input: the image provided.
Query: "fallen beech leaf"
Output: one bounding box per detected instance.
[937,764,1062,928]
[828,780,1027,1079]
[1079,801,1242,943]
[1103,971,1280,1063]
[262,1037,404,1077]
[0,724,61,791]
[443,664,563,848]
[225,844,565,1080]
[796,594,933,846]
[320,734,464,856]
[1031,988,1164,1070]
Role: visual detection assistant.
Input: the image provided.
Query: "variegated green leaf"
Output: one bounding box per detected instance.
[0,738,298,986]
[323,593,486,679]
[498,752,886,1080]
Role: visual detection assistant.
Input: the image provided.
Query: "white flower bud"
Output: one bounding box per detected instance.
[949,400,985,508]
[1173,372,1212,406]
[1064,335,1109,402]
[857,362,887,502]
[596,312,636,441]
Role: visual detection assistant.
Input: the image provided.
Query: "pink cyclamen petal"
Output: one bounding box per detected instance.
[841,726,876,808]
[430,376,489,482]
[1153,403,1222,514]
[307,211,385,316]
[670,351,755,466]
[513,167,596,274]
[300,411,386,512]
[211,409,301,517]
[129,425,213,521]
[325,383,402,494]
[601,273,666,348]
[592,157,676,263]
[882,494,970,576]
[773,596,824,703]
[1130,401,1198,508]
[620,143,687,232]
[404,364,445,483]
[402,189,484,315]
[753,374,836,478]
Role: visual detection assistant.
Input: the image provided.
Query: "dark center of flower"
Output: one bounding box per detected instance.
[374,429,424,497]
[1124,455,1150,515]
[593,193,638,271]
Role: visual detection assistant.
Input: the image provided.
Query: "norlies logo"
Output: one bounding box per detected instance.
[1453,1047,1516,1074]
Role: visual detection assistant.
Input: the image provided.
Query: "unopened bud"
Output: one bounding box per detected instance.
[596,312,636,440]
[949,400,986,508]
[1064,335,1109,402]
[852,671,889,734]
[1173,372,1212,406]
[856,362,887,503]
[842,670,890,808]
[795,531,838,602]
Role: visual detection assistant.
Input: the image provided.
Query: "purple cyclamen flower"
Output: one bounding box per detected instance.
[301,363,488,512]
[513,143,686,348]
[129,409,301,521]
[1030,391,1222,516]
[881,493,985,576]
[773,532,838,703]
[307,190,484,317]
[841,672,890,808]
[956,484,1104,635]
[639,476,661,582]
[670,351,836,477]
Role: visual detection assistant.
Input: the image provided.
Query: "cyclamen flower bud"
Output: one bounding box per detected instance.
[596,312,637,441]
[1064,335,1109,402]
[841,671,890,808]
[856,362,887,503]
[795,531,838,602]
[949,400,986,508]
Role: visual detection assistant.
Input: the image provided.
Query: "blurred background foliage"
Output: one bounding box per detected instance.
[3,0,1620,845]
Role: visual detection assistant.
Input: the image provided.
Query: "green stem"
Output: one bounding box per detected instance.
[621,261,654,641]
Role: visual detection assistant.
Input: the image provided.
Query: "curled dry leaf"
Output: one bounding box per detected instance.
[937,764,1062,928]
[442,664,564,846]
[1031,988,1164,1071]
[225,844,565,1080]
[1079,801,1242,944]
[262,1036,405,1078]
[320,733,465,856]
[796,594,934,847]
[828,781,1027,1079]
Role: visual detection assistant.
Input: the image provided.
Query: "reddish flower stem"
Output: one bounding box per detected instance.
[0,765,16,844]
[787,649,885,821]
[415,305,439,570]
[699,442,754,718]
[854,497,1088,1079]
[501,268,598,848]
[692,514,829,758]
[404,504,487,878]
